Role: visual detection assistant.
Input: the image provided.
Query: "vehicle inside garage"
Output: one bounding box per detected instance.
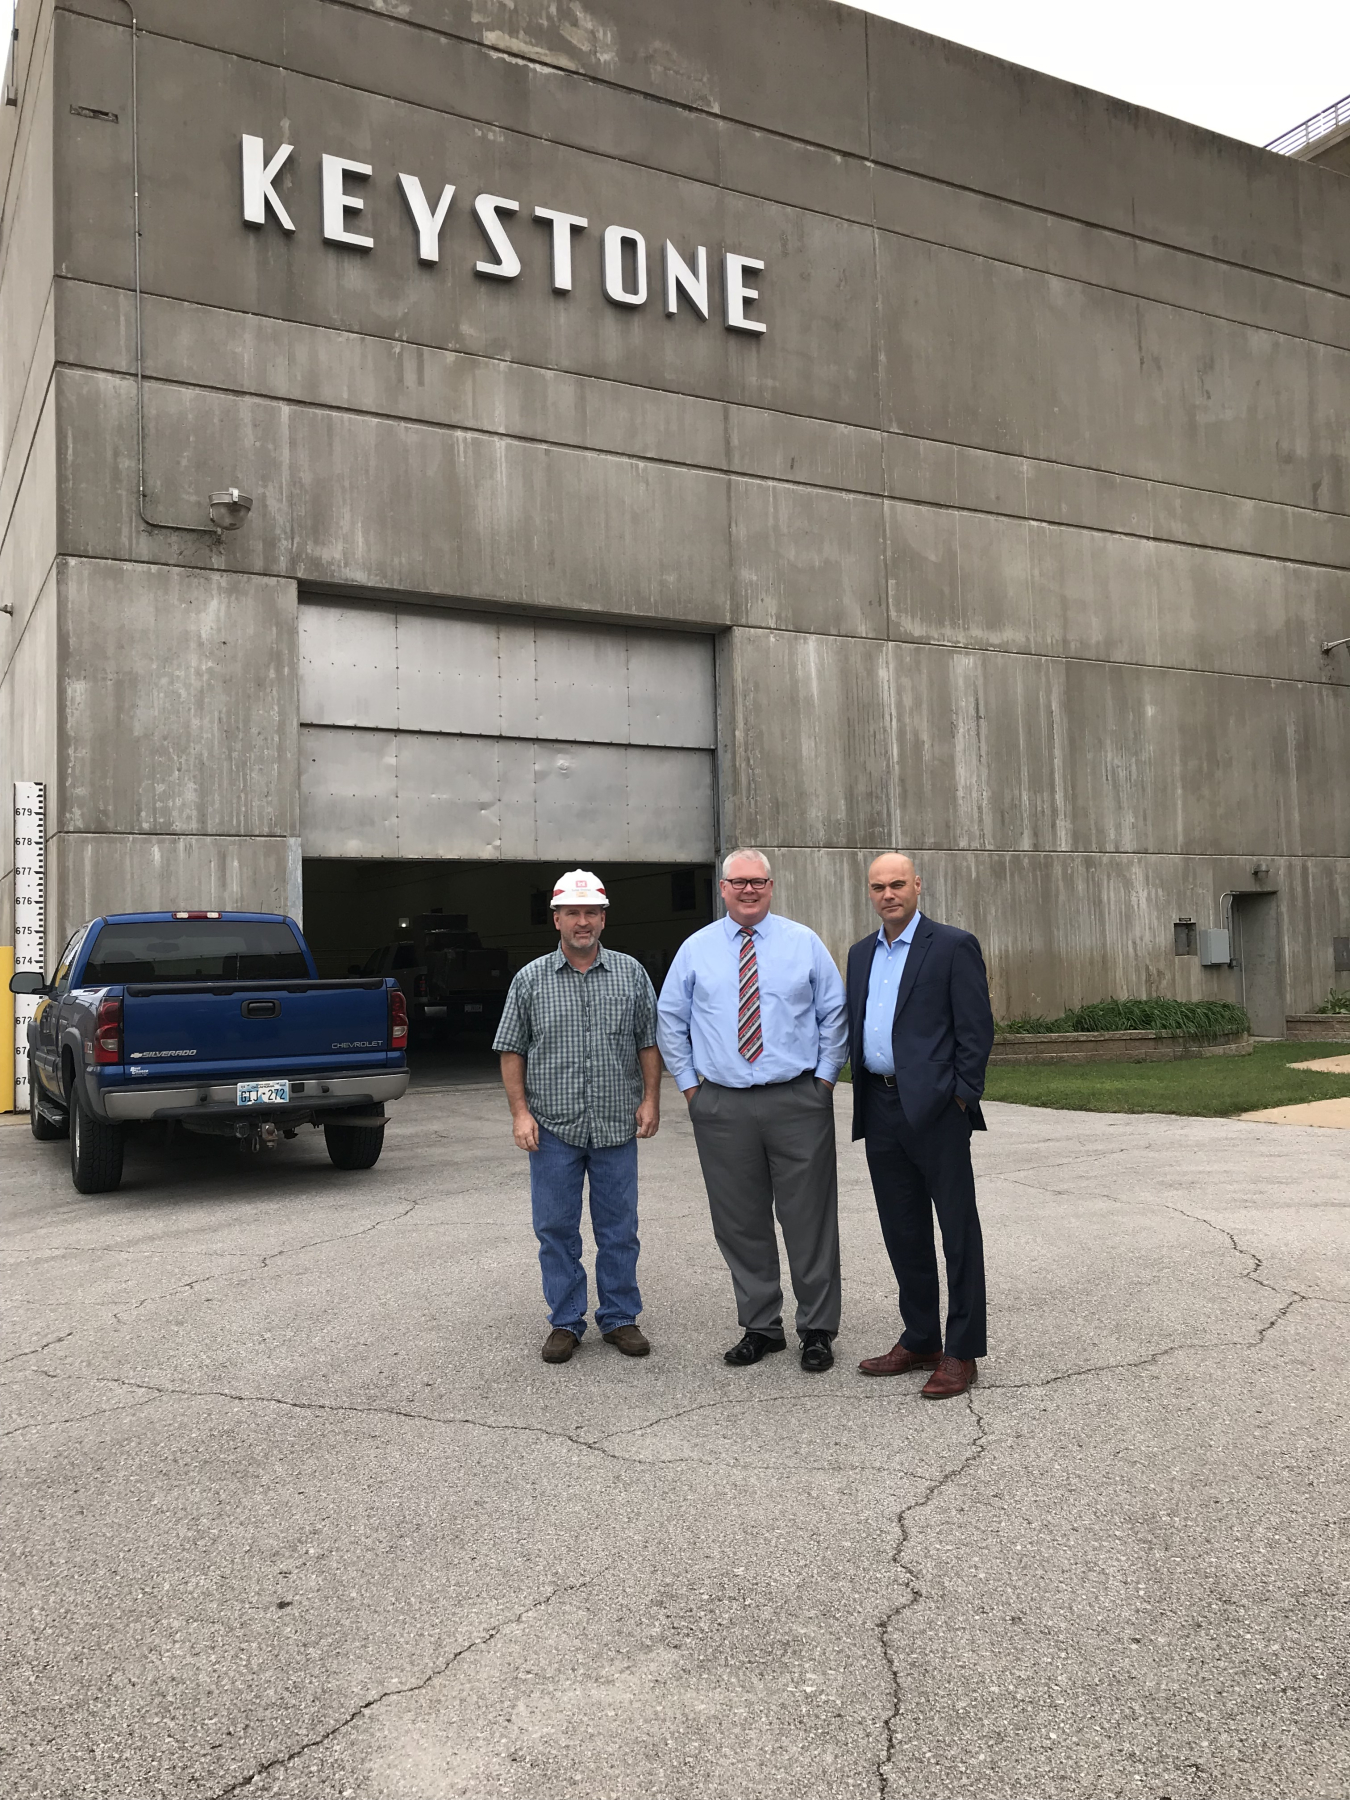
[302,858,716,1077]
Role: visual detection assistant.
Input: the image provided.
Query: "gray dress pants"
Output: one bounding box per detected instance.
[688,1072,842,1337]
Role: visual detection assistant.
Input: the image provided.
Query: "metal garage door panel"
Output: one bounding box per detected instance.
[533,742,715,861]
[299,606,397,729]
[532,625,632,745]
[396,610,502,737]
[626,633,716,748]
[299,601,717,861]
[624,746,717,859]
[300,726,397,856]
[395,732,503,858]
[533,742,633,861]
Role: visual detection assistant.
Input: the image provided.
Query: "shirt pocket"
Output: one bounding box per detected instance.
[592,990,637,1041]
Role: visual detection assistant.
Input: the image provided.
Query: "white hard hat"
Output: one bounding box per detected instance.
[551,868,609,908]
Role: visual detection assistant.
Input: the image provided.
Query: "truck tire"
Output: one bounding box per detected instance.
[30,1078,67,1141]
[69,1093,125,1194]
[323,1121,385,1170]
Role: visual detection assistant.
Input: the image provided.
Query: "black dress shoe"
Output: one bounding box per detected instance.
[724,1330,788,1366]
[800,1329,835,1373]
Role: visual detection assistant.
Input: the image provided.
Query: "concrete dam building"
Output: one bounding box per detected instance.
[2,0,1349,1042]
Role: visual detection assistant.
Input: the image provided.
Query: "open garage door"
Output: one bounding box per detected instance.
[302,858,716,1085]
[297,600,717,863]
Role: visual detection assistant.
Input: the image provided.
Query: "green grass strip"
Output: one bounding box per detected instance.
[983,1040,1350,1118]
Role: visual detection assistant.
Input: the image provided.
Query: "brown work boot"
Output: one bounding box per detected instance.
[858,1339,942,1378]
[541,1328,579,1364]
[602,1325,651,1357]
[920,1355,978,1400]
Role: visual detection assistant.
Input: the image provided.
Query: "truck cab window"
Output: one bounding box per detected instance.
[83,920,310,984]
[52,927,88,996]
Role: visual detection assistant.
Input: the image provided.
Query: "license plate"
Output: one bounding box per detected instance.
[464,1003,484,1013]
[237,1080,289,1106]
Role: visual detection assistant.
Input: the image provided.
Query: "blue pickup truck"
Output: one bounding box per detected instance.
[10,911,410,1194]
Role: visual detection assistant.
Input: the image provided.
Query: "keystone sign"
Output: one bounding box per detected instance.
[241,136,768,335]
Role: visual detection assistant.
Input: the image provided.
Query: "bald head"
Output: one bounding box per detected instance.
[867,853,921,940]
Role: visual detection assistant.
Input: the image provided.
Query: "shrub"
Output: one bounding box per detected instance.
[1316,989,1350,1014]
[996,997,1249,1042]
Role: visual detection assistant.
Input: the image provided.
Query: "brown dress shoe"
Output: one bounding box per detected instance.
[858,1340,942,1377]
[602,1324,650,1357]
[920,1355,978,1399]
[542,1328,579,1363]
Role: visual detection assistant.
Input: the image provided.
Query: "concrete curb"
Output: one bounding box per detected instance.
[990,1029,1252,1066]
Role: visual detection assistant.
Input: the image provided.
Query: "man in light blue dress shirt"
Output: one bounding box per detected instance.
[861,906,922,1077]
[657,848,848,1372]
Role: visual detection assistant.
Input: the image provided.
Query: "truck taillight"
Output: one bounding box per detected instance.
[414,974,428,998]
[389,988,408,1050]
[94,996,123,1065]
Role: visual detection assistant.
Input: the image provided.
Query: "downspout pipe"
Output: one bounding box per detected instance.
[109,0,219,539]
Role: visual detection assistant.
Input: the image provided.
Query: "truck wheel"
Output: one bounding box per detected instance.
[69,1094,125,1194]
[323,1122,385,1170]
[30,1079,67,1141]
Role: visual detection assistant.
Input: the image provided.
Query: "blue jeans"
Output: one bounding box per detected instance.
[529,1126,642,1337]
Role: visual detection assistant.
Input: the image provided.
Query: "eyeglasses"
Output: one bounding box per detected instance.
[723,877,771,891]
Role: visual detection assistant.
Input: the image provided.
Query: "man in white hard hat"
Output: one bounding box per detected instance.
[493,869,662,1364]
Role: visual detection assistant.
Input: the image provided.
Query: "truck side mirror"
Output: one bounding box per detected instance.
[10,970,51,995]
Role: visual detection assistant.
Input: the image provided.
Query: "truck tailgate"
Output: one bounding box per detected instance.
[122,980,393,1077]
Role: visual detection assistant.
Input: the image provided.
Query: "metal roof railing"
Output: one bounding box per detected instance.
[1266,92,1350,157]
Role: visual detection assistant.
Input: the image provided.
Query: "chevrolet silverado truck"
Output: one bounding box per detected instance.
[10,911,410,1194]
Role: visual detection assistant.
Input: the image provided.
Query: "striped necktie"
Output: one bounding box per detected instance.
[737,928,764,1063]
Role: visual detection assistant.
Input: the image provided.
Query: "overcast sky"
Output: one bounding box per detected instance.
[838,0,1350,146]
[3,0,1346,149]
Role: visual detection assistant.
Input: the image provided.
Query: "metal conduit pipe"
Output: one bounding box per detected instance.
[108,0,220,540]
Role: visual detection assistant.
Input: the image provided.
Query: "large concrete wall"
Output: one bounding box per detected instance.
[40,0,1350,1016]
[0,0,59,962]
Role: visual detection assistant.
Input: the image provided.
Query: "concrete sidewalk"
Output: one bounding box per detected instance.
[2,1084,1347,1799]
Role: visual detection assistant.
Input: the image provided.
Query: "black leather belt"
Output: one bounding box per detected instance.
[874,1073,898,1088]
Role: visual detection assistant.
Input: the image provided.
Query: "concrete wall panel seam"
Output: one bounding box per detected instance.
[0,364,57,569]
[0,0,57,283]
[56,359,1350,577]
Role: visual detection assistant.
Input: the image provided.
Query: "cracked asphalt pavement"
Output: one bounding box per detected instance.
[2,1083,1347,1799]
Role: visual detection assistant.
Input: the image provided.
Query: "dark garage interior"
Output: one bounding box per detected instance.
[302,859,716,1084]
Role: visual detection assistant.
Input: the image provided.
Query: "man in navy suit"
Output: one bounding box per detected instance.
[846,854,995,1399]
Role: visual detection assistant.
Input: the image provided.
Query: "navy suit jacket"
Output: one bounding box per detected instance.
[846,915,996,1141]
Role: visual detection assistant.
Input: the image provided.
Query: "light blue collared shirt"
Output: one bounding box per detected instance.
[862,911,923,1075]
[657,912,847,1091]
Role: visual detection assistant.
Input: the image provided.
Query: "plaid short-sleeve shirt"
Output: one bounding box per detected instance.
[492,946,659,1148]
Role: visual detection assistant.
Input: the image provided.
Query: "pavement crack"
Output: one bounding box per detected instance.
[110,1203,421,1323]
[45,1374,925,1476]
[257,1200,419,1268]
[0,1330,74,1366]
[1158,1201,1311,1340]
[876,1389,987,1798]
[986,1339,1210,1390]
[202,1581,586,1799]
[591,1387,916,1450]
[1,1394,166,1440]
[93,1374,630,1458]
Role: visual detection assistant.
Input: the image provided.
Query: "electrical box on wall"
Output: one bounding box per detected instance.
[1173,919,1197,956]
[1335,937,1350,974]
[1198,929,1231,967]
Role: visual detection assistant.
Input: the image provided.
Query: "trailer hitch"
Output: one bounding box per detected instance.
[235,1121,281,1152]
